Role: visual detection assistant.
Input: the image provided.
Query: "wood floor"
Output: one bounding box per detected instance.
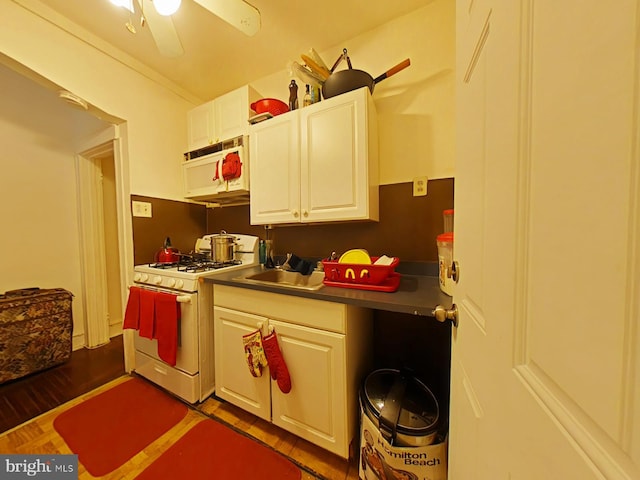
[198,393,360,479]
[0,334,126,433]
[0,336,360,479]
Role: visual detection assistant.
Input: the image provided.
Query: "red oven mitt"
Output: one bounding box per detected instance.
[221,152,242,180]
[262,329,291,394]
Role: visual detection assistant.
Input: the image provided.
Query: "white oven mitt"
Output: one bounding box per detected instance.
[242,329,268,377]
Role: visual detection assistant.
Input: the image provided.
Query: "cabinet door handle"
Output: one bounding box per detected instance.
[303,210,309,217]
[292,210,299,218]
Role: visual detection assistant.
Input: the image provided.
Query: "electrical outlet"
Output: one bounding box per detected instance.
[132,201,152,218]
[413,176,428,197]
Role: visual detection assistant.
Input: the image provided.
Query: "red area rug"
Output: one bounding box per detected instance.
[53,377,188,476]
[136,419,301,480]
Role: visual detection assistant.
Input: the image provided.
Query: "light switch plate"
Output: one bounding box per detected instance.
[413,176,428,196]
[132,201,152,218]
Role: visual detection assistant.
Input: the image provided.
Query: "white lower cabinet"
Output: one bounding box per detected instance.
[213,284,372,459]
[213,306,271,420]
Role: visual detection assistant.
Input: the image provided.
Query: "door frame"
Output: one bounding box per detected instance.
[75,124,134,360]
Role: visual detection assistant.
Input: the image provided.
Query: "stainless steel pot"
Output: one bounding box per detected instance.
[209,230,237,263]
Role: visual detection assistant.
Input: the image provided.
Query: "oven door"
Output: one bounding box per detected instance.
[183,144,248,200]
[132,286,198,375]
[183,149,227,199]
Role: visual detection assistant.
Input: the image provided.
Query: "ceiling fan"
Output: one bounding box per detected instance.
[110,0,261,57]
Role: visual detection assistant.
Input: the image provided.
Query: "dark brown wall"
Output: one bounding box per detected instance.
[131,178,454,265]
[130,195,207,265]
[206,178,454,262]
[130,180,454,408]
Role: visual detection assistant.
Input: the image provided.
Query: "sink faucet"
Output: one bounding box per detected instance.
[280,253,293,271]
[280,253,315,275]
[264,239,276,269]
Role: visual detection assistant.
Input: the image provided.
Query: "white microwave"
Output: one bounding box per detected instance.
[182,136,249,201]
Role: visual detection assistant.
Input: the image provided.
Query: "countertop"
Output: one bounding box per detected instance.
[204,263,453,317]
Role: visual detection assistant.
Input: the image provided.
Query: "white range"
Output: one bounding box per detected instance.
[130,233,259,403]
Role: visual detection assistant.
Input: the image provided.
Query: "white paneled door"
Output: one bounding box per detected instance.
[450,1,640,479]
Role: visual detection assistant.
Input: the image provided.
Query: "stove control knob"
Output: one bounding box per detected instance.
[153,276,162,285]
[140,274,149,282]
[134,273,141,282]
[176,280,184,289]
[167,278,176,287]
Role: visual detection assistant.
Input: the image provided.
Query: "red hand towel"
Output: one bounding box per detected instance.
[122,286,141,330]
[139,289,156,339]
[154,292,180,367]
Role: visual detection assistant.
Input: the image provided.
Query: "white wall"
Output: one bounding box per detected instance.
[0,1,194,202]
[251,0,455,184]
[0,65,107,341]
[0,0,452,355]
[0,0,453,200]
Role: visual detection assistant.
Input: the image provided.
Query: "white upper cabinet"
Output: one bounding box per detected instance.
[187,85,261,151]
[249,87,379,225]
[249,111,302,224]
[187,101,216,152]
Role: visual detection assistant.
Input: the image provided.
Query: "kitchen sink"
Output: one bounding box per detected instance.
[237,269,325,291]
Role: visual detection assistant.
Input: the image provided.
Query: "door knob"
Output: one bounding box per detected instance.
[432,304,459,328]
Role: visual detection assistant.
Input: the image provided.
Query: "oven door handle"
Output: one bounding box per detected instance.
[129,286,192,304]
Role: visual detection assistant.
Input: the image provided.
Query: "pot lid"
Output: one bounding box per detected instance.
[211,230,236,240]
[362,369,439,436]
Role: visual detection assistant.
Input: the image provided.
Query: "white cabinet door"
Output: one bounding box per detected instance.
[182,150,226,198]
[300,87,379,223]
[215,85,260,142]
[188,86,261,152]
[249,112,301,225]
[213,306,271,421]
[269,319,348,458]
[187,101,216,151]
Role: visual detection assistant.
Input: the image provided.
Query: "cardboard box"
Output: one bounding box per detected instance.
[359,407,447,480]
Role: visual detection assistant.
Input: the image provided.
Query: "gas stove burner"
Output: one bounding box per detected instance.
[179,252,211,264]
[149,262,180,269]
[178,259,243,273]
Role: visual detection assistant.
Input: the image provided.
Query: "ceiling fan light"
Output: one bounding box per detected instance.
[154,0,181,16]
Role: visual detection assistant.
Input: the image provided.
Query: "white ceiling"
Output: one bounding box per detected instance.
[19,0,433,102]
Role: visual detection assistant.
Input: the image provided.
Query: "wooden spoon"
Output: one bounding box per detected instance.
[301,54,330,80]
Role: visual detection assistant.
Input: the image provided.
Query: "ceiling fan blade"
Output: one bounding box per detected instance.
[192,0,261,36]
[137,0,185,57]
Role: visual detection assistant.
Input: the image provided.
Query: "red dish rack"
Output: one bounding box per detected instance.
[321,257,401,292]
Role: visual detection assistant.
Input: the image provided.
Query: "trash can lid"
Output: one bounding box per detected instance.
[361,368,439,437]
